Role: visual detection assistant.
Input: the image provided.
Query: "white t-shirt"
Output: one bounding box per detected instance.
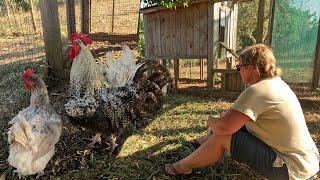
[231,77,319,180]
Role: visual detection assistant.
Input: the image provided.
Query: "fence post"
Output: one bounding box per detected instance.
[312,19,320,87]
[81,0,90,34]
[40,0,64,74]
[67,0,76,37]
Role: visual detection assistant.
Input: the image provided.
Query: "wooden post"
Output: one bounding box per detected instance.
[40,0,64,71]
[200,59,204,80]
[312,18,320,87]
[255,0,265,43]
[174,59,179,89]
[28,0,37,32]
[4,0,11,20]
[81,0,90,33]
[66,0,76,37]
[111,0,115,33]
[207,2,219,90]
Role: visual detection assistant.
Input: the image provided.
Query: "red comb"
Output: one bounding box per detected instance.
[68,43,80,60]
[69,33,93,46]
[22,69,35,80]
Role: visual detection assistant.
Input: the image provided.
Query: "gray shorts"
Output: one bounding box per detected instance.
[230,126,289,180]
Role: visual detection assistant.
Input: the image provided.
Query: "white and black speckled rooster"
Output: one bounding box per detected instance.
[64,33,173,152]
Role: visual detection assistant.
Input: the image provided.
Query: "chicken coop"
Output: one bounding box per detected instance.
[140,0,245,96]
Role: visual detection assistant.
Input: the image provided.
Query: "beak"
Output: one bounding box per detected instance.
[76,39,82,45]
[67,41,73,47]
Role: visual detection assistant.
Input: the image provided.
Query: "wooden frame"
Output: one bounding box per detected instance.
[141,0,238,92]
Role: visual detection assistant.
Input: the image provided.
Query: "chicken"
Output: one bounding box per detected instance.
[7,69,62,177]
[67,60,173,152]
[64,34,173,152]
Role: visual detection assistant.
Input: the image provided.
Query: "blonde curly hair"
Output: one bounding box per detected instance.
[239,44,282,79]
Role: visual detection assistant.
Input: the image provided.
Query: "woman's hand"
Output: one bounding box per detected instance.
[206,110,250,136]
[206,115,218,131]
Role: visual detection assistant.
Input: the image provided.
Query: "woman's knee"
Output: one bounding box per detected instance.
[208,134,232,151]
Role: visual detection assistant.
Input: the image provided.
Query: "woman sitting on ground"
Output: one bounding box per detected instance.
[165,44,319,179]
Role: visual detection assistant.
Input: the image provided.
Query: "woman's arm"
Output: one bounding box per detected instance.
[207,109,250,136]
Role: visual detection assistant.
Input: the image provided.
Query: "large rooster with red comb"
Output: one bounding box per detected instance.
[64,33,173,152]
[7,69,62,177]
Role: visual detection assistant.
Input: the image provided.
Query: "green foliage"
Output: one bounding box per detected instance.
[272,0,318,58]
[142,0,189,8]
[138,35,145,60]
[236,0,271,51]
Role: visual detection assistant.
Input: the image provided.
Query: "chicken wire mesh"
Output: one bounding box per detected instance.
[0,1,74,125]
[271,0,320,83]
[90,0,140,35]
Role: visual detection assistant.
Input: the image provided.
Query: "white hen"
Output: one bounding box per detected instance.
[7,69,62,177]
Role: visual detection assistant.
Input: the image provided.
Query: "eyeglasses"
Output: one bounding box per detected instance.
[236,64,251,71]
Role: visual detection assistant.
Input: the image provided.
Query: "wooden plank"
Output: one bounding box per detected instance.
[186,6,194,57]
[170,9,176,57]
[200,59,204,79]
[155,13,162,57]
[174,59,180,89]
[231,4,238,65]
[143,15,151,59]
[66,0,76,37]
[221,72,226,92]
[199,2,208,56]
[160,12,166,57]
[175,8,181,57]
[39,0,63,70]
[150,13,156,58]
[151,55,207,59]
[312,18,320,87]
[81,0,90,33]
[165,11,171,56]
[207,3,213,90]
[193,4,200,56]
[180,7,187,57]
[212,4,220,69]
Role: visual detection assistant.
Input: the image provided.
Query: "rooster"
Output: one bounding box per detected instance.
[64,33,173,152]
[7,69,62,177]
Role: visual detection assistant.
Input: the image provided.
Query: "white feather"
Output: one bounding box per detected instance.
[104,45,138,87]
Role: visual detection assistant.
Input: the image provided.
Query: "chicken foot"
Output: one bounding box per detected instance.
[83,133,102,147]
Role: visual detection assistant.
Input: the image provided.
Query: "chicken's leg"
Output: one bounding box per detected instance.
[104,133,119,154]
[84,133,102,147]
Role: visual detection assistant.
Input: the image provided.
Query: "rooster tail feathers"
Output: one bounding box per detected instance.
[126,60,173,93]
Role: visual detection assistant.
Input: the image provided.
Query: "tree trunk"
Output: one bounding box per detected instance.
[255,0,265,43]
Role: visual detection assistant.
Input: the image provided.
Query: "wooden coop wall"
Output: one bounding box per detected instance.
[143,2,208,59]
[141,0,242,94]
